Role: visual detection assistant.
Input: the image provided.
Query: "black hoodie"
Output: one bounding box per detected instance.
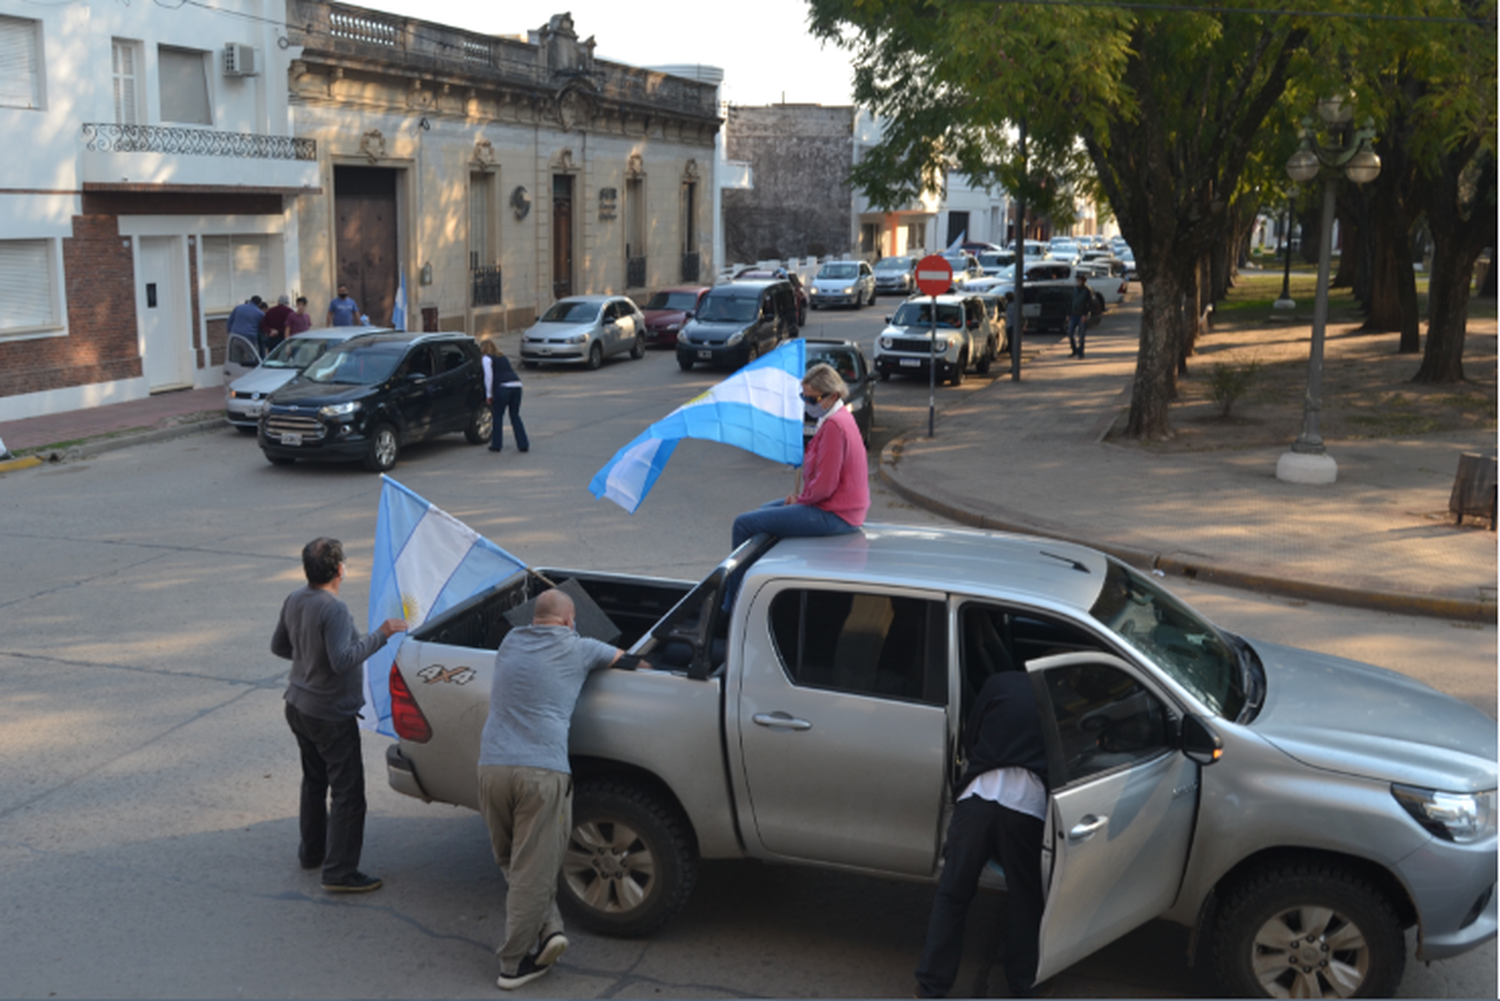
[956,671,1050,798]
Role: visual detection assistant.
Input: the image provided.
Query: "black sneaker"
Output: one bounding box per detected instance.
[322,871,382,893]
[497,955,549,991]
[534,931,568,967]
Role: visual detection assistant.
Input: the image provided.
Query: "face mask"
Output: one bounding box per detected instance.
[804,400,825,420]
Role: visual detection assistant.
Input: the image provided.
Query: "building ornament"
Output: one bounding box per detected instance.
[626,152,644,179]
[510,185,531,219]
[359,129,386,163]
[472,138,496,169]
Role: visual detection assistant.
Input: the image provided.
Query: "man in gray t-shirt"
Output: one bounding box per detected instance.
[477,588,632,990]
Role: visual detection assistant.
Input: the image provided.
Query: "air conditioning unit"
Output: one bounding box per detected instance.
[223,43,258,77]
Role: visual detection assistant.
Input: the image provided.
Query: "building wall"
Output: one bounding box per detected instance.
[288,6,720,346]
[721,105,855,265]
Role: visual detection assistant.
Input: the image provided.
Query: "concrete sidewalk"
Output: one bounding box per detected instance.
[881,305,1497,621]
[0,385,225,465]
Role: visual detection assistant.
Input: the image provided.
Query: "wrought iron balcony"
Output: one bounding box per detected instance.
[81,124,317,161]
[472,266,503,307]
[627,256,647,289]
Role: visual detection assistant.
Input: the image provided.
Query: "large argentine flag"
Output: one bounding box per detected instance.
[391,268,408,331]
[590,338,806,513]
[361,476,526,735]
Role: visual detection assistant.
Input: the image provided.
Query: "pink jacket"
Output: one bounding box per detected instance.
[795,405,869,527]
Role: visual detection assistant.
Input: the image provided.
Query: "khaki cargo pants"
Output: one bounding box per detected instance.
[477,764,571,974]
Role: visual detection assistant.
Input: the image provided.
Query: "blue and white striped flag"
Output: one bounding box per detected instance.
[589,339,807,513]
[391,268,408,331]
[361,476,526,735]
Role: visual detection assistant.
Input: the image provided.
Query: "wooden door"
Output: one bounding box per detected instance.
[552,174,573,299]
[334,166,399,326]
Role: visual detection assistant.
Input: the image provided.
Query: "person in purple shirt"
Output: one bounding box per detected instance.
[325,285,361,327]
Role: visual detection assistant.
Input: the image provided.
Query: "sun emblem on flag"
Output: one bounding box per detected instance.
[401,592,421,622]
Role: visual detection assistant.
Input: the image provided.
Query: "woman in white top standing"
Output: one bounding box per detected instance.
[480,339,530,453]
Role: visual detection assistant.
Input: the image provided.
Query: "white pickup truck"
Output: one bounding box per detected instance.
[383,525,1496,997]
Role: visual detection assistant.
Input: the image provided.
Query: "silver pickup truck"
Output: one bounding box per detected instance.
[383,525,1496,997]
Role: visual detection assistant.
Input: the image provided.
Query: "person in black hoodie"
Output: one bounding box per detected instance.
[915,670,1050,998]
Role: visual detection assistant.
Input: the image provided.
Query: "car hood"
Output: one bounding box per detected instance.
[1248,639,1497,792]
[642,309,688,327]
[230,366,300,395]
[813,277,858,289]
[524,320,595,340]
[269,378,375,407]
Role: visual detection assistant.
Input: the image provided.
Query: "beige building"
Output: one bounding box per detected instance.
[287,4,720,338]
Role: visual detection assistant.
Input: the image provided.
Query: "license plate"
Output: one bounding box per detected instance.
[698,350,712,360]
[280,432,303,446]
[900,358,921,367]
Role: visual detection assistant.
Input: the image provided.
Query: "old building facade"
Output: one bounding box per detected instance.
[288,4,721,340]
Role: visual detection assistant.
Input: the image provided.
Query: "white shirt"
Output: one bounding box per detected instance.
[958,765,1047,821]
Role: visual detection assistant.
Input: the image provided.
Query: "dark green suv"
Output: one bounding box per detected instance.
[258,332,491,472]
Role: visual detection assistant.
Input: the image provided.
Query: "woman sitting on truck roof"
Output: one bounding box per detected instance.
[730,362,869,549]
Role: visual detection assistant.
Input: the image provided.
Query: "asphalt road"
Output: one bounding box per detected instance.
[0,303,1494,998]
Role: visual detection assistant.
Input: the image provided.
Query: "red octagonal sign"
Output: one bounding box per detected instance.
[914,254,954,297]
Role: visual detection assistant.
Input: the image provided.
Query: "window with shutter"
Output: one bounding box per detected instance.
[158,46,211,125]
[0,16,41,110]
[0,240,57,333]
[112,39,140,124]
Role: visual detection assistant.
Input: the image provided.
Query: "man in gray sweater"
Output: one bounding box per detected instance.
[273,537,406,892]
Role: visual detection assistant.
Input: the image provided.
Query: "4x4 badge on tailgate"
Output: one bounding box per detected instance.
[418,664,475,685]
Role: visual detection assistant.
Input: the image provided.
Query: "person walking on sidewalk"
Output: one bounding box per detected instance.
[272,537,407,893]
[481,339,529,453]
[1067,274,1092,358]
[477,589,637,990]
[915,671,1050,998]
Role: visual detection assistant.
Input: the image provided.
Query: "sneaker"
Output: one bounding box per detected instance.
[497,956,550,991]
[534,932,568,967]
[322,871,382,893]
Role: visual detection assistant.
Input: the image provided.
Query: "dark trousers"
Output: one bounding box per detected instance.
[1067,313,1087,353]
[916,797,1046,997]
[284,703,367,882]
[489,385,529,451]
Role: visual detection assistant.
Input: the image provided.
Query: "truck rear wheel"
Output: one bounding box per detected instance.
[559,778,697,938]
[1210,860,1405,998]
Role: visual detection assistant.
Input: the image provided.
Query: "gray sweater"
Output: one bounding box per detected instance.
[272,585,388,722]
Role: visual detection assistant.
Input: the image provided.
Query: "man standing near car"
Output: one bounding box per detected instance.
[915,671,1050,998]
[273,537,406,893]
[325,284,361,327]
[261,295,295,354]
[1067,274,1092,358]
[477,589,635,990]
[228,295,266,351]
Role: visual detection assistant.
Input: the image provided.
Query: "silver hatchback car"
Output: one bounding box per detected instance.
[520,295,646,370]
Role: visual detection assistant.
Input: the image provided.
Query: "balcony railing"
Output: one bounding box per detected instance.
[627,256,647,289]
[681,252,701,283]
[82,124,316,161]
[472,266,503,307]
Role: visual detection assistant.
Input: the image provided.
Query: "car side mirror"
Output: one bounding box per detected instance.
[1179,714,1223,765]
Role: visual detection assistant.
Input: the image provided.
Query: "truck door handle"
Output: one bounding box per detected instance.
[1068,815,1108,843]
[752,712,812,732]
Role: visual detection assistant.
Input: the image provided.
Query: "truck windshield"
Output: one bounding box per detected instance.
[1089,561,1247,720]
[892,302,964,327]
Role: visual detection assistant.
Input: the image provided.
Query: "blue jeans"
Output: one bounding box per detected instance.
[1067,313,1087,353]
[489,385,529,451]
[731,499,858,550]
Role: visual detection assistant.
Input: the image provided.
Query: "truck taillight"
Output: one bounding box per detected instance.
[389,664,432,743]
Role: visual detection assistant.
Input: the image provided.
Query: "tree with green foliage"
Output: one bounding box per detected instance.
[810,0,1309,439]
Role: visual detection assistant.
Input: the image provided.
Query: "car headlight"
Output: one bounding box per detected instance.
[319,401,361,418]
[842,287,853,295]
[932,337,950,351]
[879,336,893,350]
[1393,785,1498,843]
[665,324,680,333]
[567,333,588,344]
[727,331,744,345]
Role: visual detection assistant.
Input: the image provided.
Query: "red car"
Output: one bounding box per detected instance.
[641,286,710,347]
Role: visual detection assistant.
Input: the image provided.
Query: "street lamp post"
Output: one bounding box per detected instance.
[1275,95,1381,485]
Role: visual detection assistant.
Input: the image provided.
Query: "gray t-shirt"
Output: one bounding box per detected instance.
[478,625,618,774]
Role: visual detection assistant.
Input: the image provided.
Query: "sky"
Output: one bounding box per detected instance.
[355,0,856,107]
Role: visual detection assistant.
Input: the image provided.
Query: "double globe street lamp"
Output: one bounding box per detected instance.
[1275,94,1381,485]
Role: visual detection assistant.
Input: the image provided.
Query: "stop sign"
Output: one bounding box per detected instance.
[914,254,954,296]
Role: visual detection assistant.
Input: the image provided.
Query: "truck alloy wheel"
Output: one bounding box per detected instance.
[558,778,697,937]
[1211,862,1404,998]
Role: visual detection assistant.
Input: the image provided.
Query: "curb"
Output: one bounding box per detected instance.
[0,455,43,473]
[14,415,227,465]
[879,437,1494,624]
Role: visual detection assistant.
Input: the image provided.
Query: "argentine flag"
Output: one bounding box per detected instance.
[361,476,527,735]
[590,338,806,513]
[391,268,408,331]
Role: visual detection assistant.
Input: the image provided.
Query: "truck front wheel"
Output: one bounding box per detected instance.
[1210,860,1405,998]
[558,778,697,938]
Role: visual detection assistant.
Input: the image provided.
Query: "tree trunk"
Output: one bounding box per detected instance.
[1414,148,1495,383]
[1415,240,1478,382]
[1362,201,1422,350]
[1127,267,1190,438]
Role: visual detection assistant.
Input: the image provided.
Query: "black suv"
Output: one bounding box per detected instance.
[259,332,490,472]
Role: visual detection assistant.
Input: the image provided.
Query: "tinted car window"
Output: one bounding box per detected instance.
[698,292,759,323]
[306,342,406,384]
[435,342,469,373]
[1036,661,1170,785]
[768,588,945,704]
